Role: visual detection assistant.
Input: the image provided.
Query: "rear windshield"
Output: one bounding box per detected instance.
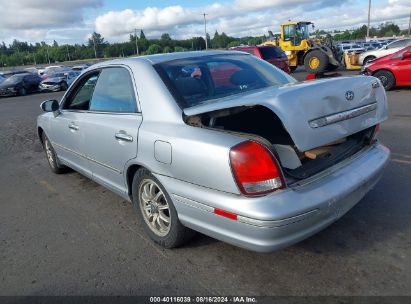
[259,47,286,59]
[155,54,296,108]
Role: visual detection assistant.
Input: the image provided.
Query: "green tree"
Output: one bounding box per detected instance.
[163,46,172,53]
[174,46,187,52]
[146,44,162,55]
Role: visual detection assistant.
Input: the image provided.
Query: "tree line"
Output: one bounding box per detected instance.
[327,23,406,41]
[0,22,407,68]
[0,29,265,68]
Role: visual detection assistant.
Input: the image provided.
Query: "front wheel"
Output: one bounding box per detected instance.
[289,65,298,73]
[373,70,395,90]
[60,81,68,91]
[18,87,27,96]
[363,56,376,66]
[42,133,67,174]
[304,50,329,73]
[132,168,195,248]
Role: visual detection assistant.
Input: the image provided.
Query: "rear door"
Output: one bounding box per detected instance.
[80,66,142,195]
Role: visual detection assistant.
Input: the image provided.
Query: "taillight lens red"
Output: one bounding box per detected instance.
[372,123,380,141]
[229,141,284,196]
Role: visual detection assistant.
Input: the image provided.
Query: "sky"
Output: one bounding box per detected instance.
[0,0,409,45]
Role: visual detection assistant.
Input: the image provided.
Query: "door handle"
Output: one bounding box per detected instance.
[115,132,133,142]
[68,123,79,131]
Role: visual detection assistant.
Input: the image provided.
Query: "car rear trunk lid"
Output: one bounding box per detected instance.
[183,76,388,151]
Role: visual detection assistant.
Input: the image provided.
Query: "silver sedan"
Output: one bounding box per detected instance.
[37,51,390,252]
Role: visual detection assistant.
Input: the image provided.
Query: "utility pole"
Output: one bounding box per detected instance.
[408,7,411,37]
[92,34,97,58]
[134,28,139,55]
[367,0,371,39]
[32,52,37,65]
[46,46,50,64]
[203,13,208,50]
[66,45,71,61]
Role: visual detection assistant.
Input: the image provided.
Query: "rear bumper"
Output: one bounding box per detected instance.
[156,143,390,252]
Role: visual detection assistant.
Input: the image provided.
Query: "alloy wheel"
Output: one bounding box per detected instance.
[139,179,171,237]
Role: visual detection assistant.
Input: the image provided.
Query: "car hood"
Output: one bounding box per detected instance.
[184,76,388,151]
[42,77,64,84]
[0,82,18,89]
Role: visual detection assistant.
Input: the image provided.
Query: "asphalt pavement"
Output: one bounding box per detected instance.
[1,72,411,296]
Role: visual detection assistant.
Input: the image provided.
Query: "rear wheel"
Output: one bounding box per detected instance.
[363,56,376,66]
[132,168,195,248]
[373,70,395,90]
[304,50,329,73]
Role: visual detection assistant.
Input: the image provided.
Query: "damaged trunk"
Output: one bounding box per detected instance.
[186,105,379,183]
[184,76,387,183]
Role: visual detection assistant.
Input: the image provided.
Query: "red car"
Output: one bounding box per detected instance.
[231,45,290,73]
[362,45,411,90]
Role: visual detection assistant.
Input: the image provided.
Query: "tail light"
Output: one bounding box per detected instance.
[229,141,284,196]
[372,123,380,141]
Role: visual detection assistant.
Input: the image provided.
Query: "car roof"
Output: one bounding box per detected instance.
[87,51,252,70]
[119,50,248,65]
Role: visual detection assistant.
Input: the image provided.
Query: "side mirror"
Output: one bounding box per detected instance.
[40,99,60,117]
[402,51,411,59]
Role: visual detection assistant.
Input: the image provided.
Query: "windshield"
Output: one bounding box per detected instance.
[3,75,24,85]
[50,73,65,78]
[259,46,286,59]
[155,54,296,108]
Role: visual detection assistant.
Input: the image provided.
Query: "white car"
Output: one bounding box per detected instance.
[359,38,411,65]
[71,65,89,72]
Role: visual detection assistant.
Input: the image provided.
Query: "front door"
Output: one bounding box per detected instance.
[392,46,411,86]
[50,71,100,176]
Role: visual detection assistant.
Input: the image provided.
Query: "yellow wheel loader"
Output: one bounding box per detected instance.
[264,21,342,73]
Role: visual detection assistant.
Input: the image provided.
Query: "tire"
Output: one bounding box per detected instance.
[18,87,27,96]
[304,50,329,73]
[363,56,376,66]
[132,168,195,248]
[373,70,395,91]
[60,81,68,91]
[327,64,339,71]
[42,133,67,174]
[289,66,298,73]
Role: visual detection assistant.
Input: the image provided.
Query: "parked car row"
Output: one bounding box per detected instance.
[361,44,411,90]
[336,38,411,66]
[359,38,411,65]
[0,68,81,97]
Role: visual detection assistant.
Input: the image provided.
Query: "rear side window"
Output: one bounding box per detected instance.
[259,47,286,59]
[89,67,137,113]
